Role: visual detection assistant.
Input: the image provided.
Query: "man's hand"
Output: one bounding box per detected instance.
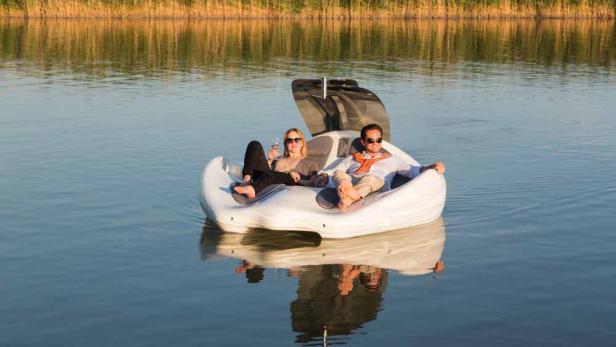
[422,161,446,174]
[434,161,446,174]
[290,171,301,183]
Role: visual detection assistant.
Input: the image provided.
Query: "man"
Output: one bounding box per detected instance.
[326,123,446,209]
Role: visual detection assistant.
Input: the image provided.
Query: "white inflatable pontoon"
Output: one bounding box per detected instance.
[200,79,446,238]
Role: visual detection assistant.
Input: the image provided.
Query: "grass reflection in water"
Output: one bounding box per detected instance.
[1,19,614,79]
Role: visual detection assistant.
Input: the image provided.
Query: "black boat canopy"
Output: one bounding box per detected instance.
[292,79,391,141]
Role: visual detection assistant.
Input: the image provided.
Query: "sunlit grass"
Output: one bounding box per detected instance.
[0,0,614,18]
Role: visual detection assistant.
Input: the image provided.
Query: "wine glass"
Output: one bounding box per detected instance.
[270,136,280,159]
[271,136,280,150]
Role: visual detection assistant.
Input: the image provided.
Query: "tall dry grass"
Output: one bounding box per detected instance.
[0,0,614,18]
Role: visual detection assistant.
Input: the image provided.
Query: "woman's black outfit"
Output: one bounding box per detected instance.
[242,141,296,194]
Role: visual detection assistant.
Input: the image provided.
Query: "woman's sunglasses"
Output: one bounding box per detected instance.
[285,137,302,144]
[366,137,383,144]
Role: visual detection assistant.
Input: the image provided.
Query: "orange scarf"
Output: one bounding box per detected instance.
[352,152,391,174]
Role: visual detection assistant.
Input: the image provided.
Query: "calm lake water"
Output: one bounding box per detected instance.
[1,19,615,346]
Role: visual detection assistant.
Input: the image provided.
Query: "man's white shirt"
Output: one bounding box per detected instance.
[323,151,422,190]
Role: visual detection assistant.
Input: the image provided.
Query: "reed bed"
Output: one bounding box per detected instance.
[0,0,614,18]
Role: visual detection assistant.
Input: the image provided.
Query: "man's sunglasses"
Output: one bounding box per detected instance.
[366,137,383,144]
[285,137,302,144]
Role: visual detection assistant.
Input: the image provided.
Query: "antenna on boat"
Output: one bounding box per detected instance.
[322,77,327,99]
[322,325,328,347]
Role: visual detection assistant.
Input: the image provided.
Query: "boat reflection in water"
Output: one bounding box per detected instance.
[200,218,446,344]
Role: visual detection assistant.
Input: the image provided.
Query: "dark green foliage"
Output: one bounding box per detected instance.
[291,0,306,13]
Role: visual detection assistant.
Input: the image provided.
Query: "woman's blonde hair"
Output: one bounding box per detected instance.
[283,128,307,158]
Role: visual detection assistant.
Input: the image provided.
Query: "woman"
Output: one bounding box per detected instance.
[234,128,326,199]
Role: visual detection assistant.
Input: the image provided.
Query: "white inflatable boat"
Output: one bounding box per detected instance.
[200,79,446,238]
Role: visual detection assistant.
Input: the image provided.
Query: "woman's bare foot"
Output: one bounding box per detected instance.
[234,185,256,199]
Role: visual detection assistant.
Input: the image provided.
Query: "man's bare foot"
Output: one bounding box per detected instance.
[336,181,348,199]
[234,185,256,199]
[337,181,351,209]
[340,181,361,202]
[337,181,361,209]
[338,196,355,210]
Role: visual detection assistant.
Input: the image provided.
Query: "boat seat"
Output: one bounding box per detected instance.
[306,136,334,171]
[230,183,286,205]
[315,187,383,210]
[350,137,365,154]
[316,173,412,210]
[391,174,412,189]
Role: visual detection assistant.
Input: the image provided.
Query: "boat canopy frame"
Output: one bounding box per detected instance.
[292,79,391,142]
